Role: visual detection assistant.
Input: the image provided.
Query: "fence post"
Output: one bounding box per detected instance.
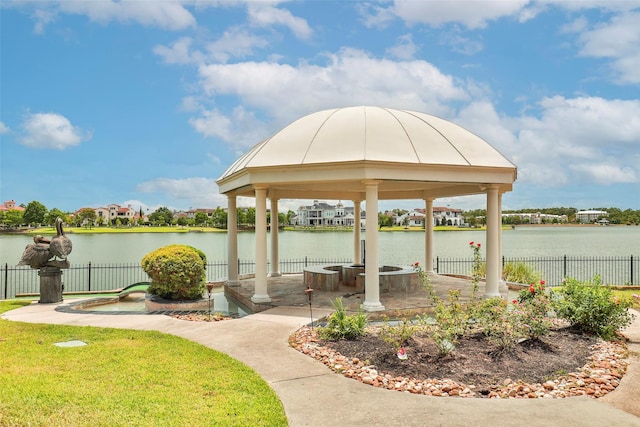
[563,255,567,278]
[88,262,92,292]
[305,256,308,268]
[4,263,7,300]
[632,255,634,285]
[436,256,439,273]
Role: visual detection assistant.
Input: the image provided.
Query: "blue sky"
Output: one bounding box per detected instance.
[1,0,639,214]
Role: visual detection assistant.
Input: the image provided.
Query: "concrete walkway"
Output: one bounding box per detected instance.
[3,302,639,427]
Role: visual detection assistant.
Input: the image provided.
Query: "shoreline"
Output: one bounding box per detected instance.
[1,223,634,235]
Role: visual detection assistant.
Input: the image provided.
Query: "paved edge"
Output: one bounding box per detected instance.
[2,303,639,427]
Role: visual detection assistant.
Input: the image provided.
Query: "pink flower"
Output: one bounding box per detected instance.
[477,243,481,248]
[469,241,474,246]
[540,280,545,285]
[413,261,420,267]
[512,299,517,304]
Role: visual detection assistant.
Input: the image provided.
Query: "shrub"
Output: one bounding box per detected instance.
[141,244,206,300]
[513,281,553,340]
[319,298,368,340]
[503,261,541,284]
[379,315,418,352]
[552,275,635,340]
[474,298,525,352]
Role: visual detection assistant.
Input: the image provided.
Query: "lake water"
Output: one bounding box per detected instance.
[2,226,638,266]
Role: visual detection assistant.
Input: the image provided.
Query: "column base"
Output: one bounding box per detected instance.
[483,292,502,299]
[268,272,282,277]
[361,301,385,312]
[251,294,272,303]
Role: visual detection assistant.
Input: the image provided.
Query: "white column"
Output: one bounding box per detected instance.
[353,200,362,264]
[485,185,501,298]
[362,181,384,311]
[227,195,238,283]
[252,185,271,303]
[424,198,434,273]
[269,197,281,277]
[498,191,504,285]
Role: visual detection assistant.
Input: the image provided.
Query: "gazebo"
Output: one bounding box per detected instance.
[216,106,517,311]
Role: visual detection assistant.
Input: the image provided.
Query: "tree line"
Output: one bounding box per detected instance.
[464,207,640,225]
[2,201,639,229]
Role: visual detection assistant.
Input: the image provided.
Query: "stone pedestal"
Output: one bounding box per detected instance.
[38,267,63,304]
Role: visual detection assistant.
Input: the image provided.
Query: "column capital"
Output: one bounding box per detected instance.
[361,179,380,186]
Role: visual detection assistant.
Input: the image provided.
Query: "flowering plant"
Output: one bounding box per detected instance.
[515,280,552,340]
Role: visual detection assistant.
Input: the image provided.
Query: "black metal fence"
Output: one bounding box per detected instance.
[435,255,638,287]
[3,256,637,300]
[1,257,352,299]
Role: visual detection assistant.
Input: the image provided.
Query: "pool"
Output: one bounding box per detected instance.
[67,288,252,317]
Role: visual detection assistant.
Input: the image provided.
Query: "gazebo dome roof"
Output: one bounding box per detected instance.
[217,106,516,200]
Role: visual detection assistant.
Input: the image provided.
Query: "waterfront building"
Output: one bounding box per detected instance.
[502,212,568,224]
[294,201,364,226]
[395,207,464,227]
[0,200,25,212]
[76,204,136,225]
[576,210,609,224]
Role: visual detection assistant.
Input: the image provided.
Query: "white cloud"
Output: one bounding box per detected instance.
[189,106,270,149]
[438,27,484,55]
[153,37,203,65]
[196,48,468,128]
[511,96,640,186]
[136,177,227,208]
[247,3,312,39]
[205,26,270,63]
[20,112,91,150]
[0,122,10,134]
[386,34,419,60]
[22,0,196,33]
[575,11,640,83]
[388,0,531,29]
[569,163,638,184]
[57,0,196,30]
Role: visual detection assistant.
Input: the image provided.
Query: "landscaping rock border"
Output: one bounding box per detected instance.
[289,326,629,399]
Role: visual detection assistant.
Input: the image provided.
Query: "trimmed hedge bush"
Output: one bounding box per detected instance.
[141,245,206,300]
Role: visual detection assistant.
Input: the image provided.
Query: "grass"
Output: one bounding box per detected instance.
[612,289,640,309]
[27,226,227,235]
[0,301,287,427]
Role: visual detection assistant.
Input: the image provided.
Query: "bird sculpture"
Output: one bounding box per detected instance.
[49,217,73,261]
[17,235,53,269]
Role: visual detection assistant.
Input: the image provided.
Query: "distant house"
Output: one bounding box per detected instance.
[501,212,568,224]
[395,206,464,227]
[76,204,137,225]
[295,201,365,227]
[0,200,25,212]
[576,210,608,224]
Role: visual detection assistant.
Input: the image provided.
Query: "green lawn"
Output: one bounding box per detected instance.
[612,289,640,309]
[0,301,287,427]
[27,226,226,235]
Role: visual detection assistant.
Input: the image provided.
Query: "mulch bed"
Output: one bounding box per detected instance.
[290,326,629,398]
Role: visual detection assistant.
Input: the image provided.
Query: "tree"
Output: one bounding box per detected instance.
[194,212,208,226]
[212,207,227,228]
[148,207,174,225]
[245,207,256,225]
[3,209,24,227]
[23,201,48,226]
[286,210,296,225]
[45,208,67,226]
[78,208,97,227]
